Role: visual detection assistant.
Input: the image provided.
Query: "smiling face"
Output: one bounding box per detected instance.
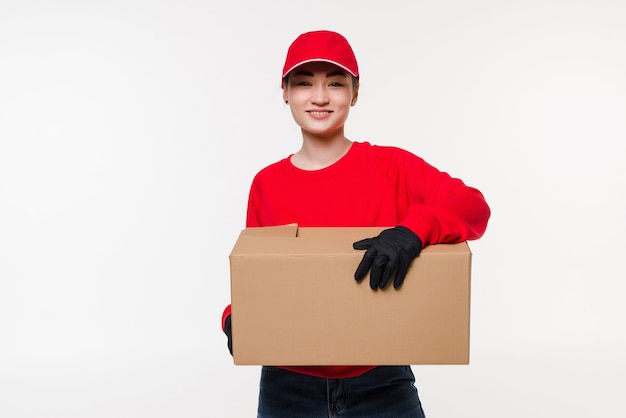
[282,62,359,142]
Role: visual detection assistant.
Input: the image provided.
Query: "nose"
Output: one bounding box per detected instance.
[311,84,330,105]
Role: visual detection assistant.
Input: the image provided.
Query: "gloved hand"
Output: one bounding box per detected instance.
[353,226,423,290]
[223,314,233,355]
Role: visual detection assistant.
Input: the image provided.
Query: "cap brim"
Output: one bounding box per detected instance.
[282,59,358,79]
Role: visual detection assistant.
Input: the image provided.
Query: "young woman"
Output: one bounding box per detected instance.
[223,30,491,417]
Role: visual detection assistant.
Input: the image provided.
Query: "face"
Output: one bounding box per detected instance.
[282,62,359,140]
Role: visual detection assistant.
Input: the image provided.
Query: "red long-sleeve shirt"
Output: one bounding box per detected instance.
[223,141,490,378]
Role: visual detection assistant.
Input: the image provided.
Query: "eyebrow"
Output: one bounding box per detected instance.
[326,71,347,78]
[293,70,347,78]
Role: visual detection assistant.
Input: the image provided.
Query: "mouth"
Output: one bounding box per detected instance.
[307,110,333,117]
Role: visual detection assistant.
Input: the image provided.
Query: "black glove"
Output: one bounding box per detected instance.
[223,314,233,355]
[353,226,423,290]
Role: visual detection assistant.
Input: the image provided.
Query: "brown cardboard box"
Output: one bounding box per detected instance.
[229,224,472,366]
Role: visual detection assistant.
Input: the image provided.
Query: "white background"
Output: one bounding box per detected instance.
[1,0,625,417]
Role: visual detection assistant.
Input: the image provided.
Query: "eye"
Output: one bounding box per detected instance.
[295,80,311,86]
[329,81,344,87]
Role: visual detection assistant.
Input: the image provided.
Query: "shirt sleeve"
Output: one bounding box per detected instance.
[396,150,491,246]
[245,174,263,228]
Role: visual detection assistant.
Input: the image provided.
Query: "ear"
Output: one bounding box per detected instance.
[351,82,359,106]
[282,84,288,104]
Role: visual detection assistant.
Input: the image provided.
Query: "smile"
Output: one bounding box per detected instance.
[307,110,333,117]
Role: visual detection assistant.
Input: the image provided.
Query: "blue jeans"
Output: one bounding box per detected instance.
[257,366,426,418]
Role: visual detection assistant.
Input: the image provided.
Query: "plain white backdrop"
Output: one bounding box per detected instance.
[1,0,625,417]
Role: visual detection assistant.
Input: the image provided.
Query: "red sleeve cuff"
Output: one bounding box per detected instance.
[221,305,232,330]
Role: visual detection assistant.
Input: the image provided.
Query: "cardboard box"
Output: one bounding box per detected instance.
[229,224,472,366]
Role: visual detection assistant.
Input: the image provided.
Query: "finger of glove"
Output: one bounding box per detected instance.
[353,238,375,250]
[369,254,389,289]
[393,246,417,289]
[393,258,411,289]
[355,248,377,281]
[378,255,399,289]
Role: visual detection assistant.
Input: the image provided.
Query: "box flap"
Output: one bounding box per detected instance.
[231,225,470,257]
[239,223,298,238]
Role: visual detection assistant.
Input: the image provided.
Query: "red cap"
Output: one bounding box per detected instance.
[281,30,359,81]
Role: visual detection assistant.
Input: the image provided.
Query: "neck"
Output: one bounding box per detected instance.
[291,132,352,170]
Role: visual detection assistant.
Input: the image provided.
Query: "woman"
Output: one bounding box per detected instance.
[223,30,491,417]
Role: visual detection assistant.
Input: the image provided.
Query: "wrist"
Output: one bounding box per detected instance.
[395,226,423,249]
